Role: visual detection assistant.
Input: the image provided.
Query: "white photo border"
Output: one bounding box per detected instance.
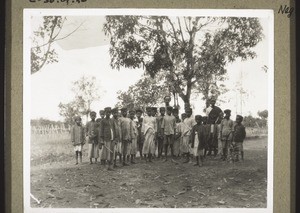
[23,8,274,213]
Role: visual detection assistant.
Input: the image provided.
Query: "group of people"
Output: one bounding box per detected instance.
[70,98,246,171]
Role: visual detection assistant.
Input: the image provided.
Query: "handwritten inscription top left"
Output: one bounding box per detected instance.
[29,0,87,4]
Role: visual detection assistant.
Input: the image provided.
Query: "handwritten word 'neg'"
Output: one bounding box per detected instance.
[278,5,294,18]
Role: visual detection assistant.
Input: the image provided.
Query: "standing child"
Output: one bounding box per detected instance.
[142,107,157,162]
[202,116,210,158]
[173,108,181,157]
[99,107,116,171]
[156,107,165,159]
[151,107,158,159]
[98,109,106,165]
[220,109,234,161]
[182,108,196,163]
[136,108,144,159]
[176,113,187,158]
[129,109,138,164]
[71,116,85,165]
[191,115,205,167]
[217,112,224,156]
[111,108,122,167]
[86,111,99,164]
[120,107,132,166]
[233,115,246,161]
[161,106,176,162]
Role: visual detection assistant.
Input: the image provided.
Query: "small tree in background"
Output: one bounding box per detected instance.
[58,101,80,125]
[58,76,103,124]
[258,110,268,120]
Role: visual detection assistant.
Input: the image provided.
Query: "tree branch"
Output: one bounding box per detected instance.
[166,17,180,44]
[32,20,85,49]
[177,17,186,43]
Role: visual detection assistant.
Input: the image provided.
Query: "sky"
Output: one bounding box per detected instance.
[29,15,271,122]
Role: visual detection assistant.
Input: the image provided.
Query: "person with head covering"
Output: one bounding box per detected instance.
[207,98,223,157]
[220,109,234,161]
[232,115,246,161]
[86,111,99,164]
[98,107,117,171]
[135,108,144,159]
[191,115,205,166]
[119,107,133,166]
[71,116,85,165]
[156,106,166,158]
[161,106,176,162]
[111,107,122,167]
[141,106,157,162]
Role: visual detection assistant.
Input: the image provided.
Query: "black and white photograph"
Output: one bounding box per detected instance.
[23,9,274,212]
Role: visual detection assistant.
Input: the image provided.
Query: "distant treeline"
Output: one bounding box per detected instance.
[243,115,267,128]
[31,118,68,127]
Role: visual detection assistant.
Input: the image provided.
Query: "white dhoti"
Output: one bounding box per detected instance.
[142,127,156,155]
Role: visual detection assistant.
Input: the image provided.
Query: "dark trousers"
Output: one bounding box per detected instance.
[157,136,164,157]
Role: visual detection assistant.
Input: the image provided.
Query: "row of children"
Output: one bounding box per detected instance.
[70,99,246,170]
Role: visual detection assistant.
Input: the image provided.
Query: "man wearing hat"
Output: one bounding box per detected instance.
[207,98,222,124]
[120,107,132,166]
[111,108,122,167]
[232,115,246,161]
[156,106,166,158]
[135,108,144,159]
[142,106,157,162]
[220,109,234,160]
[98,107,117,171]
[207,98,223,157]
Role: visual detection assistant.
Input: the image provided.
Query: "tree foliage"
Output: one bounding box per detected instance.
[31,16,84,74]
[257,110,268,120]
[243,110,268,128]
[58,101,81,125]
[116,73,169,109]
[58,76,102,123]
[31,118,67,127]
[104,16,263,108]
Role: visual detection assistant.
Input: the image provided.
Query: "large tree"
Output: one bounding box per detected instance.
[104,16,263,108]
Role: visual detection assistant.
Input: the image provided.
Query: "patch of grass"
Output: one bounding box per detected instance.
[30,133,88,166]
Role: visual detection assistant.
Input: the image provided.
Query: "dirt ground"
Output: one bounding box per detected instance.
[30,134,268,208]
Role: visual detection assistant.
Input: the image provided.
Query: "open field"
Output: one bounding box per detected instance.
[30,133,268,208]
